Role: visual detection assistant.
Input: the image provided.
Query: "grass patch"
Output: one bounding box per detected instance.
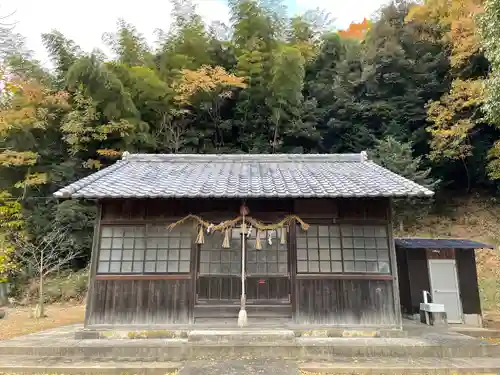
[11,269,89,305]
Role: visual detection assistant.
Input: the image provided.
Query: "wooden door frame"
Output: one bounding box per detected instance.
[194,229,293,307]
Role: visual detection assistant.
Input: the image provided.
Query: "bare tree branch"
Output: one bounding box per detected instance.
[10,224,78,277]
[0,9,16,28]
[8,223,81,318]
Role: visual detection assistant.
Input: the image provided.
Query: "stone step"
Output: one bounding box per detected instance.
[187,329,296,343]
[299,357,500,374]
[2,357,500,375]
[0,356,181,375]
[453,327,500,339]
[1,337,499,359]
[76,326,406,340]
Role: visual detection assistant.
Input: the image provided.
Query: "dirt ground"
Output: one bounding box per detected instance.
[484,311,500,329]
[0,303,85,340]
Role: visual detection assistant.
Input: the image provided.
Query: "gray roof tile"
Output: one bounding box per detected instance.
[53,153,434,199]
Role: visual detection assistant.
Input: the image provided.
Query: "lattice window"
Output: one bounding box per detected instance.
[97,225,192,274]
[340,225,390,273]
[296,224,390,274]
[199,230,241,275]
[246,228,288,275]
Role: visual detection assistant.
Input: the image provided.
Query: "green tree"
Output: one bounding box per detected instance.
[103,19,154,68]
[229,0,280,152]
[426,79,485,191]
[0,192,22,282]
[371,136,438,228]
[173,65,247,152]
[479,0,500,179]
[361,1,449,149]
[413,0,499,189]
[156,0,213,79]
[41,31,81,87]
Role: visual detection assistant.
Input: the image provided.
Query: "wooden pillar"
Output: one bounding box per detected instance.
[289,224,297,322]
[84,201,102,328]
[388,200,403,329]
[189,222,199,324]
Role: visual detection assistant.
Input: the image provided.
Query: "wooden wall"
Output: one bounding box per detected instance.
[295,278,395,325]
[86,197,397,327]
[401,248,431,314]
[87,278,192,325]
[396,247,412,315]
[99,197,390,222]
[456,249,482,315]
[100,198,294,222]
[426,248,455,259]
[197,276,241,301]
[397,247,482,317]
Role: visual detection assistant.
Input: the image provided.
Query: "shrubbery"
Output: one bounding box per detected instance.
[9,268,88,305]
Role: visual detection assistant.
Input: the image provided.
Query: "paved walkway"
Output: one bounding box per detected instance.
[179,360,299,375]
[1,324,500,374]
[3,356,500,375]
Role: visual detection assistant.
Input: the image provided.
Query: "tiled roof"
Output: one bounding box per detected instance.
[395,238,494,250]
[53,153,434,199]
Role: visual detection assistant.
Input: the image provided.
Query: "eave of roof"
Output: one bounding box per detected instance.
[395,238,494,250]
[53,152,435,199]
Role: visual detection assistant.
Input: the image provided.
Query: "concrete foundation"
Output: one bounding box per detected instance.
[1,323,500,360]
[431,312,448,327]
[4,356,500,375]
[1,322,500,374]
[463,313,483,327]
[188,329,295,344]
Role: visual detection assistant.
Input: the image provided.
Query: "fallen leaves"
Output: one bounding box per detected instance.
[0,303,84,340]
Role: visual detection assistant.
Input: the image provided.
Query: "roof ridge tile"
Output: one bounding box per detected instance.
[123,153,364,163]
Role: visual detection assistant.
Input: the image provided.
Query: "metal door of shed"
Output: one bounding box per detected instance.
[428,259,463,323]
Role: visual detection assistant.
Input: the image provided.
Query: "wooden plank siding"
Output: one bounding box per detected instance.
[84,203,102,326]
[396,246,413,315]
[295,278,395,325]
[387,201,403,327]
[455,249,482,315]
[398,247,482,318]
[406,248,431,315]
[426,248,455,259]
[197,276,241,301]
[99,198,390,222]
[85,197,399,327]
[87,279,192,325]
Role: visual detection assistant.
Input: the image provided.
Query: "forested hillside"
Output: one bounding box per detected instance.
[0,0,500,290]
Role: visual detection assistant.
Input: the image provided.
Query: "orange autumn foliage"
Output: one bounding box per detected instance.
[406,0,484,68]
[174,65,247,105]
[338,18,371,40]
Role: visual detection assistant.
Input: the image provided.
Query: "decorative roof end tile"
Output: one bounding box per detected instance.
[360,151,368,162]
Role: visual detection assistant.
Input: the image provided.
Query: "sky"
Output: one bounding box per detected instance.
[2,0,388,67]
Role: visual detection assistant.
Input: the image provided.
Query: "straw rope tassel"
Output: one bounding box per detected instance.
[280,227,287,244]
[222,228,230,248]
[195,225,205,244]
[255,230,262,250]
